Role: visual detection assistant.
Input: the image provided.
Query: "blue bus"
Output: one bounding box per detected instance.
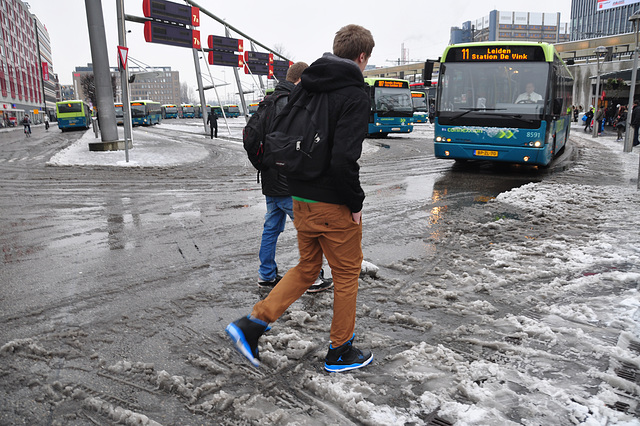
[364,78,413,137]
[411,91,429,123]
[181,104,195,118]
[114,103,124,125]
[161,104,179,119]
[434,41,573,166]
[56,100,91,131]
[223,104,240,118]
[130,100,161,126]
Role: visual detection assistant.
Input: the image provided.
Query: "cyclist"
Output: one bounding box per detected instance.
[22,114,31,136]
[44,114,50,131]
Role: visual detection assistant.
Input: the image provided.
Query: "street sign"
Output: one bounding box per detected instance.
[117,45,129,70]
[208,51,243,67]
[207,35,243,53]
[142,0,199,27]
[244,62,270,75]
[144,21,200,49]
[244,51,272,64]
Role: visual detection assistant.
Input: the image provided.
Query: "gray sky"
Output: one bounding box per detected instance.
[27,0,572,96]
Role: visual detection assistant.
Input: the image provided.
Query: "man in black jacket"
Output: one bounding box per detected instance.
[227,24,374,373]
[206,110,217,139]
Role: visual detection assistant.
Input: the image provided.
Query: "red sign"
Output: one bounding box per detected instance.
[117,46,129,70]
[192,30,200,49]
[41,62,49,81]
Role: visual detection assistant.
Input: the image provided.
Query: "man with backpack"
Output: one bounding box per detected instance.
[228,24,375,373]
[243,62,332,292]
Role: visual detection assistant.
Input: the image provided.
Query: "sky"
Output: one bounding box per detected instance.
[25,0,572,97]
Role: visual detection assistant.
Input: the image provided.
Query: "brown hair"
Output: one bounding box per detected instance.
[333,24,375,61]
[286,61,308,83]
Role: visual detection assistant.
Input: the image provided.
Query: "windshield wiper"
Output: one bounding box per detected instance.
[450,107,506,120]
[482,112,536,124]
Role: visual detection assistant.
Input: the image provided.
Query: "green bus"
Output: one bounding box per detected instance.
[131,100,162,126]
[56,100,92,131]
[364,78,414,137]
[434,41,573,166]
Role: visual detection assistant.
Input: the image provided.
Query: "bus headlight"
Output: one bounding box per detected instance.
[525,141,543,148]
[436,136,442,142]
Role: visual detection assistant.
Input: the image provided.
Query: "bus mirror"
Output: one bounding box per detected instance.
[553,98,563,115]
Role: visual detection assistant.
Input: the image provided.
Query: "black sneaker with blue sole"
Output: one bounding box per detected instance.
[225,316,270,367]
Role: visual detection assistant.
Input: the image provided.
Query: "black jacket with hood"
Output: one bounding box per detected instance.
[286,53,369,213]
[261,80,296,197]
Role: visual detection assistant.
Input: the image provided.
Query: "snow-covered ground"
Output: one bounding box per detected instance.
[3,120,640,425]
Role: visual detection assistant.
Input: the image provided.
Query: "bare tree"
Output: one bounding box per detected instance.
[79,74,117,107]
[180,82,196,104]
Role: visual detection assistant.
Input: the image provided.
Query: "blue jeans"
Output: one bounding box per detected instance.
[259,196,293,281]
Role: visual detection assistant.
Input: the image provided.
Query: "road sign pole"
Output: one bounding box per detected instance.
[226,26,248,122]
[117,0,132,161]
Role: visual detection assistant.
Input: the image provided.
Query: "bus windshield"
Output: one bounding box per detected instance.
[437,61,550,119]
[412,94,427,112]
[58,103,83,114]
[374,87,413,114]
[131,104,146,117]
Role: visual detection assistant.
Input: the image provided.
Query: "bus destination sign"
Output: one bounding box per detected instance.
[447,45,545,62]
[375,80,408,88]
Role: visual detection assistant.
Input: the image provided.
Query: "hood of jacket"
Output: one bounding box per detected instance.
[273,79,296,95]
[300,52,364,94]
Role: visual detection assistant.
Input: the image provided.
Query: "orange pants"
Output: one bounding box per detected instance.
[252,200,363,347]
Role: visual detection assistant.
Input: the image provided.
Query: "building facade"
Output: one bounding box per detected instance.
[71,64,181,107]
[570,0,639,40]
[34,16,56,120]
[0,0,53,126]
[451,10,570,45]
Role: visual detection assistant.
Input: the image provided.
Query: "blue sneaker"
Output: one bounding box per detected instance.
[324,335,373,373]
[225,316,269,367]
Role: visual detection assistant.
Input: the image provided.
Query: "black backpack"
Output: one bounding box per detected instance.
[262,88,330,181]
[242,92,289,171]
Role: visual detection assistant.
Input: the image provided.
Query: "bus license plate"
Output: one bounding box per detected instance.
[475,150,498,157]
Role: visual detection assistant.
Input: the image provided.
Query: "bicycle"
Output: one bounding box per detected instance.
[23,125,31,137]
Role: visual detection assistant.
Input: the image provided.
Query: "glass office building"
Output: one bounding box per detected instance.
[570,0,640,40]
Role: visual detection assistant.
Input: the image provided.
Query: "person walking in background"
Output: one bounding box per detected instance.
[584,105,594,132]
[227,24,375,373]
[614,105,627,141]
[207,109,218,139]
[632,100,640,147]
[595,106,605,135]
[248,61,333,293]
[44,114,50,131]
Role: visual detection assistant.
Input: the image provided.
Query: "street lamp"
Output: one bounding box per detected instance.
[593,46,608,138]
[624,10,640,154]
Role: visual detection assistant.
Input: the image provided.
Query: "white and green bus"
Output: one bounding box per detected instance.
[435,41,573,166]
[56,100,92,131]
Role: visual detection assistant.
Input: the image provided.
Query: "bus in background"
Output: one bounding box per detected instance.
[181,104,195,118]
[114,103,124,125]
[434,41,573,166]
[56,100,91,131]
[161,104,179,119]
[411,91,428,123]
[223,104,240,118]
[248,103,259,115]
[364,78,413,137]
[212,105,223,118]
[130,100,162,126]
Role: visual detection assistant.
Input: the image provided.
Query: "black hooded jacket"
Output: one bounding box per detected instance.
[261,80,296,197]
[286,53,369,213]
